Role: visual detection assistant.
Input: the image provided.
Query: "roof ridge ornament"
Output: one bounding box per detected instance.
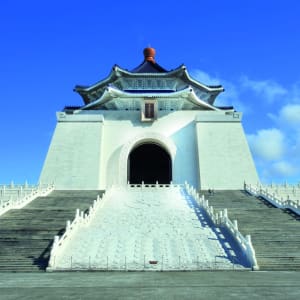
[143,47,156,63]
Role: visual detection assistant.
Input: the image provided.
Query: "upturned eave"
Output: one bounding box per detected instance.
[76,86,220,111]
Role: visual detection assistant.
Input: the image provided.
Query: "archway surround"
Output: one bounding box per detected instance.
[118,132,177,186]
[128,143,172,184]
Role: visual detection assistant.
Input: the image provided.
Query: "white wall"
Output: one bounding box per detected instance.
[39,110,259,190]
[196,112,259,190]
[39,114,103,190]
[99,110,199,189]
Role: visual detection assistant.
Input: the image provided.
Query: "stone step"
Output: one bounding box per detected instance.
[0,190,103,272]
[204,190,300,271]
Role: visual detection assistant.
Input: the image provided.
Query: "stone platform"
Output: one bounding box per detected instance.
[51,186,248,270]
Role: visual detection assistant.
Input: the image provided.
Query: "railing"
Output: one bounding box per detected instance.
[126,181,183,189]
[245,183,300,216]
[0,182,55,216]
[47,191,107,270]
[184,182,259,270]
[48,182,255,271]
[48,255,244,271]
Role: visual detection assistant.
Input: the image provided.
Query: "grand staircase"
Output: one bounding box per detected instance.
[203,190,300,270]
[1,188,299,272]
[0,190,102,272]
[50,186,242,271]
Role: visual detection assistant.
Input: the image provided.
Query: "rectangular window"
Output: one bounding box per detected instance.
[145,103,155,119]
[141,99,156,122]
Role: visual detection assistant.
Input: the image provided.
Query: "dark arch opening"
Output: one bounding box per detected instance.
[128,143,172,184]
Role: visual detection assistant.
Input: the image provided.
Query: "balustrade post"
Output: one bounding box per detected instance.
[233,220,238,231]
[66,220,71,232]
[223,208,228,219]
[215,213,219,225]
[54,235,59,246]
[219,211,223,224]
[246,234,252,245]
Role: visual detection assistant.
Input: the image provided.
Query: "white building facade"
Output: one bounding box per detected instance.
[39,48,258,190]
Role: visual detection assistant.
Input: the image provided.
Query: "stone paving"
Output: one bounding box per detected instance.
[0,271,299,300]
[52,186,244,270]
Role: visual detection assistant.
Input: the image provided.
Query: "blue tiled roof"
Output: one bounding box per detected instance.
[131,60,167,73]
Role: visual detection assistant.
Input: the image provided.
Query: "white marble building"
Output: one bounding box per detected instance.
[39,47,258,190]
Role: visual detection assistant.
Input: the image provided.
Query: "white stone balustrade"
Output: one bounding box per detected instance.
[0,182,54,216]
[245,182,300,216]
[48,183,245,271]
[48,191,106,269]
[184,182,259,270]
[126,181,182,189]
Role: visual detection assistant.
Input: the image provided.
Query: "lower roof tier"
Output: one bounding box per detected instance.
[72,86,231,112]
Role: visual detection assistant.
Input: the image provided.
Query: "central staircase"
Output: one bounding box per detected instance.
[1,188,300,272]
[204,190,300,270]
[50,186,244,271]
[0,190,102,272]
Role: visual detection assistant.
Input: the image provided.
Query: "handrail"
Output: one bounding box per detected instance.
[48,183,258,271]
[47,191,106,269]
[48,183,188,270]
[126,181,183,189]
[0,183,55,216]
[245,183,300,216]
[184,182,259,270]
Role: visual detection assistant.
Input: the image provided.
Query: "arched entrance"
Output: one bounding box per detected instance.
[128,143,172,184]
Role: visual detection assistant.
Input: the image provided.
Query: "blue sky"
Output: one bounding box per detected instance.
[0,0,299,184]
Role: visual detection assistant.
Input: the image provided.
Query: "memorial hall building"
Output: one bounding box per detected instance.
[1,48,299,273]
[39,47,258,190]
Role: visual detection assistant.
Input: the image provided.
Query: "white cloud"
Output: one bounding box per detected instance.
[290,82,300,103]
[240,76,287,103]
[247,128,285,161]
[190,69,251,113]
[279,104,300,126]
[268,104,300,128]
[271,161,298,177]
[190,70,221,86]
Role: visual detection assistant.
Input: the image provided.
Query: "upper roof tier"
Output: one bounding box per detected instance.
[73,47,225,110]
